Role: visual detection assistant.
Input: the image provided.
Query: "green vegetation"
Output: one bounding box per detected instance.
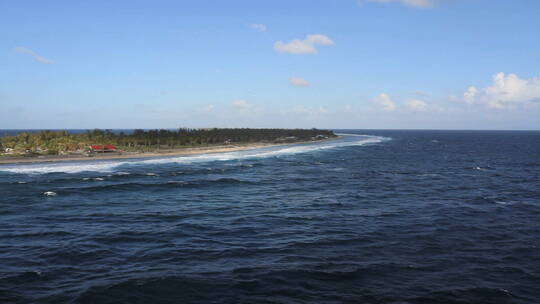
[0,128,336,156]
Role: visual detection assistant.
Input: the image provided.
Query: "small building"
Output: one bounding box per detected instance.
[90,144,117,153]
[312,134,328,140]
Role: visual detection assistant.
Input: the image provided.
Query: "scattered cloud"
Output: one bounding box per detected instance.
[457,72,540,109]
[360,0,434,8]
[463,86,478,104]
[201,105,215,112]
[289,77,310,87]
[406,99,428,111]
[249,23,267,32]
[372,93,397,111]
[231,99,253,110]
[14,46,53,64]
[273,34,334,55]
[413,90,430,97]
[281,105,329,117]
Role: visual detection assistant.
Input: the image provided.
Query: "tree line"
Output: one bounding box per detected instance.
[0,128,336,155]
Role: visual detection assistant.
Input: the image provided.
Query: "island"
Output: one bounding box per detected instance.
[0,128,337,164]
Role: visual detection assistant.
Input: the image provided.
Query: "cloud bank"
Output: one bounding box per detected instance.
[459,72,540,109]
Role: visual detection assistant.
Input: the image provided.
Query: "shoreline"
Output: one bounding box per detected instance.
[0,138,339,165]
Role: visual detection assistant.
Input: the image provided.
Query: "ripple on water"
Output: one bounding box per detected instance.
[1,131,539,303]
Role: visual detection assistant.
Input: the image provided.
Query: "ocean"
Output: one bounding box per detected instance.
[1,130,539,303]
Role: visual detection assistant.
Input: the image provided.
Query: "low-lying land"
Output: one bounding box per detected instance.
[0,128,337,164]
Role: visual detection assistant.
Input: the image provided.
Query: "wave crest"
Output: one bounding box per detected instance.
[0,135,390,174]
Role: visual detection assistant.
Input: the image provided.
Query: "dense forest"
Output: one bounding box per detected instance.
[0,128,336,156]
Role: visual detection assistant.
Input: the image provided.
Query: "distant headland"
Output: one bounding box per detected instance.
[0,128,337,164]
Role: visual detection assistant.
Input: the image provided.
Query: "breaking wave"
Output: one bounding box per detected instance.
[2,130,539,303]
[0,135,389,174]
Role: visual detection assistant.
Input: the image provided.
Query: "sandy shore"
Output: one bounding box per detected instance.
[0,139,337,165]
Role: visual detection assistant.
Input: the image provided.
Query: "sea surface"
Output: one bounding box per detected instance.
[1,130,539,304]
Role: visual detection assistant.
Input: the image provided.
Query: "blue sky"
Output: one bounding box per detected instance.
[1,0,539,129]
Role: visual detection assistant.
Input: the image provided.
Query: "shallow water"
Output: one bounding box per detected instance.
[1,130,539,303]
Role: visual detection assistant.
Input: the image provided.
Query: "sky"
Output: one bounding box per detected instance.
[1,0,539,130]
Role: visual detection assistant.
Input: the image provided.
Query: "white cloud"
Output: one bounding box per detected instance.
[289,77,310,87]
[282,105,328,117]
[201,105,215,112]
[413,90,430,97]
[372,93,397,111]
[362,0,434,8]
[406,99,428,111]
[458,72,540,109]
[15,46,53,64]
[231,99,253,110]
[463,86,478,104]
[249,23,267,32]
[273,34,334,55]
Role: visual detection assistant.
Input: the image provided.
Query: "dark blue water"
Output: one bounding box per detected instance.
[1,130,539,304]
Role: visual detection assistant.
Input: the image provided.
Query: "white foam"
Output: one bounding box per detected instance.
[0,135,390,174]
[2,161,125,174]
[335,133,370,137]
[43,191,57,196]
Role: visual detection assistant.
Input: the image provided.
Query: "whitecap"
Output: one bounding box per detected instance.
[166,181,188,184]
[43,191,57,196]
[329,168,345,172]
[1,161,124,175]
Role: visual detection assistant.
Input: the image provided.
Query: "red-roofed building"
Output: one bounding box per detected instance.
[90,145,117,152]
